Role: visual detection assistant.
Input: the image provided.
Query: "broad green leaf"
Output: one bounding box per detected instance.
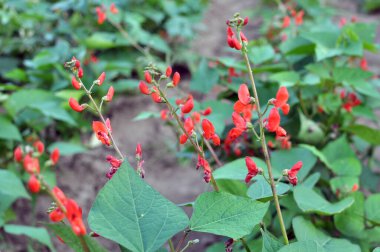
[365,194,380,224]
[322,136,356,163]
[330,157,361,176]
[213,157,267,181]
[190,58,219,93]
[261,229,283,252]
[334,192,365,238]
[88,162,189,252]
[302,173,320,188]
[271,147,317,180]
[4,68,28,82]
[345,125,380,145]
[294,186,354,215]
[374,248,380,252]
[297,112,324,145]
[48,142,86,156]
[330,176,359,194]
[250,45,275,65]
[189,192,269,239]
[269,71,300,87]
[247,176,290,200]
[0,170,30,213]
[4,225,54,251]
[216,179,248,197]
[47,223,107,252]
[299,144,331,168]
[84,32,119,49]
[278,240,325,252]
[0,116,22,141]
[293,216,361,252]
[29,101,76,126]
[333,67,372,84]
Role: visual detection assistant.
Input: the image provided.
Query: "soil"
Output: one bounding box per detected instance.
[7,0,380,251]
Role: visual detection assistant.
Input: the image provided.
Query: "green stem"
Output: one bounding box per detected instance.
[241,238,251,252]
[79,236,90,252]
[168,239,175,252]
[239,33,289,245]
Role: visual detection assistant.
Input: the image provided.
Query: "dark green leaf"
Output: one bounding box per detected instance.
[189,191,269,239]
[5,225,54,251]
[261,229,283,252]
[278,240,325,252]
[190,58,219,93]
[213,157,267,181]
[0,170,30,213]
[365,194,380,224]
[88,162,189,252]
[247,176,290,200]
[345,125,380,145]
[0,116,22,141]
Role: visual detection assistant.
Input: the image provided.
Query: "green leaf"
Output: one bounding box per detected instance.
[294,186,354,215]
[4,225,54,251]
[189,191,269,239]
[302,173,321,189]
[216,179,248,197]
[299,144,331,168]
[330,157,361,176]
[132,111,160,121]
[297,112,324,145]
[261,229,283,252]
[345,125,380,145]
[271,147,317,180]
[365,194,380,224]
[249,45,275,65]
[278,240,325,252]
[0,116,22,141]
[269,71,300,87]
[213,157,267,181]
[333,67,372,84]
[29,101,76,126]
[330,176,358,193]
[48,142,86,156]
[47,223,107,252]
[334,192,365,238]
[247,176,290,200]
[4,68,28,82]
[0,170,30,213]
[88,162,189,252]
[292,216,361,252]
[190,58,219,93]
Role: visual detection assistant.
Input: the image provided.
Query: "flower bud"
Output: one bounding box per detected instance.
[166,66,172,77]
[71,76,81,90]
[139,81,151,95]
[173,72,180,86]
[144,71,152,83]
[28,175,40,193]
[14,146,23,162]
[78,67,83,78]
[104,86,114,102]
[33,141,44,154]
[69,98,85,112]
[97,72,106,86]
[50,148,60,165]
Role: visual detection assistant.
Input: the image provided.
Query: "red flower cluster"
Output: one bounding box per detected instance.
[93,120,112,146]
[340,90,361,112]
[95,3,118,25]
[179,118,194,144]
[202,119,221,146]
[282,6,304,28]
[49,187,86,236]
[285,161,303,185]
[226,26,248,51]
[14,141,60,194]
[106,155,122,179]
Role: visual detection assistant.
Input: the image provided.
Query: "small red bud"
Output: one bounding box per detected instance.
[110,3,118,14]
[69,98,85,112]
[28,175,40,193]
[78,67,84,78]
[71,76,81,90]
[49,208,65,222]
[33,141,44,154]
[173,72,180,86]
[50,148,60,165]
[166,66,172,77]
[14,146,23,162]
[105,86,114,102]
[243,17,249,25]
[181,97,194,114]
[139,81,151,95]
[97,72,106,86]
[144,71,152,83]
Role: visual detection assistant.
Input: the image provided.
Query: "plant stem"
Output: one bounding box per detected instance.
[241,238,251,252]
[168,239,175,252]
[158,88,219,192]
[80,81,125,161]
[240,42,289,244]
[79,236,90,252]
[175,230,190,252]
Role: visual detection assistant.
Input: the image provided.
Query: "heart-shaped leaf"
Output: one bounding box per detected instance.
[88,162,189,252]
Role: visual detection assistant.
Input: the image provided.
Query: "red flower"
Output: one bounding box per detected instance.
[92,121,111,146]
[173,72,181,86]
[151,87,162,103]
[50,148,60,165]
[287,161,303,186]
[202,119,220,146]
[341,91,361,112]
[53,187,68,205]
[245,156,259,183]
[72,56,81,69]
[266,108,280,132]
[179,118,194,144]
[232,112,247,130]
[139,81,151,95]
[181,96,194,114]
[192,112,201,124]
[65,199,86,236]
[240,32,248,43]
[105,118,112,133]
[33,141,44,154]
[69,98,85,112]
[243,17,249,25]
[161,109,169,120]
[136,143,142,159]
[96,7,106,25]
[233,38,242,50]
[282,16,291,28]
[197,156,211,183]
[360,58,368,71]
[295,10,304,26]
[14,146,23,162]
[23,155,40,174]
[238,84,252,105]
[144,71,152,84]
[339,18,347,27]
[71,76,81,90]
[352,184,359,192]
[49,208,65,222]
[28,175,40,193]
[201,107,212,116]
[106,155,122,168]
[97,72,106,86]
[234,100,254,121]
[273,86,289,115]
[110,3,118,14]
[166,66,172,77]
[104,86,114,102]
